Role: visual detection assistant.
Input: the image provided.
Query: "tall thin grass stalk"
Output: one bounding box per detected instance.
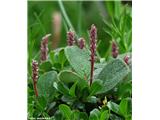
[58,0,74,31]
[78,2,82,35]
[34,12,46,35]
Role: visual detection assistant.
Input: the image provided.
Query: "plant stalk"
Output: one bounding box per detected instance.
[32,60,39,97]
[90,60,94,86]
[58,0,74,31]
[89,24,97,86]
[33,82,38,97]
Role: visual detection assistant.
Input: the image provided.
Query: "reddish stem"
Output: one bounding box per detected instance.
[33,82,38,97]
[90,60,94,86]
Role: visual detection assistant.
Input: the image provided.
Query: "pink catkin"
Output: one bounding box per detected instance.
[89,24,97,86]
[67,30,75,46]
[78,38,85,49]
[40,34,51,62]
[124,55,130,65]
[112,41,119,58]
[32,60,39,97]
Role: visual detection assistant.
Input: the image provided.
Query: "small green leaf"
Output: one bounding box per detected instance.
[107,101,120,115]
[58,70,82,83]
[54,110,64,120]
[52,47,65,63]
[110,113,123,120]
[117,81,132,99]
[39,61,52,73]
[61,95,75,103]
[76,80,89,99]
[49,50,55,65]
[65,46,90,79]
[37,96,47,108]
[89,80,103,96]
[97,59,129,94]
[69,82,77,97]
[70,111,79,120]
[80,86,90,100]
[53,63,61,70]
[70,111,88,120]
[119,98,132,118]
[37,71,57,99]
[36,96,47,111]
[56,81,70,95]
[86,96,98,103]
[58,48,67,66]
[79,112,88,119]
[89,108,100,120]
[77,79,88,91]
[75,102,85,110]
[100,110,109,120]
[47,102,56,112]
[59,104,72,119]
[119,98,128,116]
[42,112,50,117]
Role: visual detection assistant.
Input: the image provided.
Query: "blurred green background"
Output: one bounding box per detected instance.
[28,0,132,75]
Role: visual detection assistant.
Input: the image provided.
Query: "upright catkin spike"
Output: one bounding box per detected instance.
[32,60,39,97]
[67,30,75,46]
[124,55,132,65]
[40,34,51,62]
[78,37,85,49]
[89,24,97,86]
[112,41,119,58]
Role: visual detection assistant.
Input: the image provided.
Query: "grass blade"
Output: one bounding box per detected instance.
[58,0,75,31]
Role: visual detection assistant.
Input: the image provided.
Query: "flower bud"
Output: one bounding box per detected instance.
[32,60,39,82]
[32,60,39,97]
[78,37,85,49]
[124,55,130,65]
[40,34,51,62]
[112,41,119,58]
[67,30,75,46]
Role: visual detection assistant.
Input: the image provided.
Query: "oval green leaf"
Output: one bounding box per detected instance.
[97,59,129,94]
[58,70,82,83]
[37,71,58,99]
[65,46,90,79]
